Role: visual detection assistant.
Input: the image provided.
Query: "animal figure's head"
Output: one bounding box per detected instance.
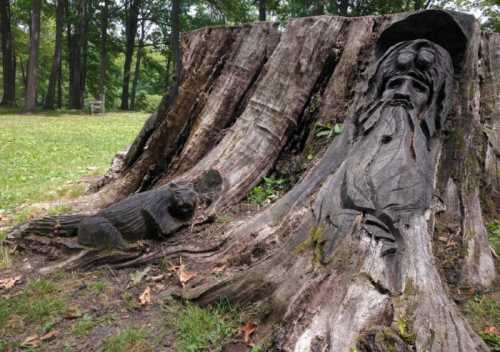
[168,183,198,220]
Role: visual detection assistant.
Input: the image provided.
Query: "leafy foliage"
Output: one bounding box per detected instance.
[487,220,500,256]
[315,122,344,139]
[247,177,289,205]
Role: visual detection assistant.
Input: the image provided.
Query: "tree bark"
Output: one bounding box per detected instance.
[24,0,41,113]
[0,0,16,106]
[12,10,499,352]
[45,0,64,110]
[120,0,140,110]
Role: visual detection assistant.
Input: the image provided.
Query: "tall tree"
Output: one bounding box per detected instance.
[45,0,65,109]
[67,0,86,109]
[170,0,181,96]
[24,0,41,113]
[259,0,266,20]
[130,18,146,111]
[120,0,140,110]
[0,0,16,106]
[98,0,110,103]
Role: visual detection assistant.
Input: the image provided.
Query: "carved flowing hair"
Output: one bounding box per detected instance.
[361,39,454,138]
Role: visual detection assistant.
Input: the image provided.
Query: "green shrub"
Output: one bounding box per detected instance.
[247,177,289,206]
[487,220,500,256]
[135,93,163,113]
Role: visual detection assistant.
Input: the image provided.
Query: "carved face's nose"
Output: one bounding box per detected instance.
[393,80,412,100]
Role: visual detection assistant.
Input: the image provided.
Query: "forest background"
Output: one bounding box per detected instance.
[0,0,498,114]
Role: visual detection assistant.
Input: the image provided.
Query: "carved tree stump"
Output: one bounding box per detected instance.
[12,10,499,351]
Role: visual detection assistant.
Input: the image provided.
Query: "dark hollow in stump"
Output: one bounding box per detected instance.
[10,10,499,352]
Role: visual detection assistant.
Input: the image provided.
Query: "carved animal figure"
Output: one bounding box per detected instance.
[11,182,198,249]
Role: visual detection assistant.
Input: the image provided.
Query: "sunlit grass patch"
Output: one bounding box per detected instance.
[102,327,153,352]
[0,110,148,211]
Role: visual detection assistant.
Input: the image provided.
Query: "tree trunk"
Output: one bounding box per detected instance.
[24,0,41,113]
[130,19,145,111]
[170,0,181,96]
[120,0,140,110]
[0,0,16,106]
[57,58,63,108]
[79,1,89,109]
[67,0,85,110]
[12,10,499,352]
[259,0,266,21]
[44,0,64,110]
[98,0,109,103]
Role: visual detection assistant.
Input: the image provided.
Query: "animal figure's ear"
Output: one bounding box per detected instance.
[193,169,223,194]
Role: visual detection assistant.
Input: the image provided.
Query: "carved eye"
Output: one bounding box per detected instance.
[387,77,402,89]
[417,49,435,70]
[411,80,428,94]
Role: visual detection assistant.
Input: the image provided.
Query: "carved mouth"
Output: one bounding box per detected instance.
[389,99,413,109]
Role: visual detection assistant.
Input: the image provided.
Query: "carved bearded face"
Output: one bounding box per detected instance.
[361,39,454,137]
[381,46,437,114]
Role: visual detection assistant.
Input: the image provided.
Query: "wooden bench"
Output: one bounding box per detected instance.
[89,99,105,114]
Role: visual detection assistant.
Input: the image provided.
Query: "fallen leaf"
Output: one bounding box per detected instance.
[240,322,257,345]
[170,258,197,288]
[484,326,498,334]
[179,267,196,288]
[40,330,59,341]
[139,286,151,306]
[22,335,41,348]
[437,236,447,242]
[0,275,22,289]
[212,264,226,273]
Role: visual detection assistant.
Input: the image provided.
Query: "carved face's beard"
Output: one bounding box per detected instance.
[357,99,419,140]
[344,101,433,220]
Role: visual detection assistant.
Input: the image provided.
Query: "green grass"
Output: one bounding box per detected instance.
[465,294,500,350]
[164,298,238,352]
[102,327,153,352]
[72,314,97,337]
[0,278,66,334]
[0,110,148,211]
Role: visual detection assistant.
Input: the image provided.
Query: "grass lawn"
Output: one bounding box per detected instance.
[0,110,148,212]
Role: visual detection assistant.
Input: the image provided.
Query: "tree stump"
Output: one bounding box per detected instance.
[11,10,499,351]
